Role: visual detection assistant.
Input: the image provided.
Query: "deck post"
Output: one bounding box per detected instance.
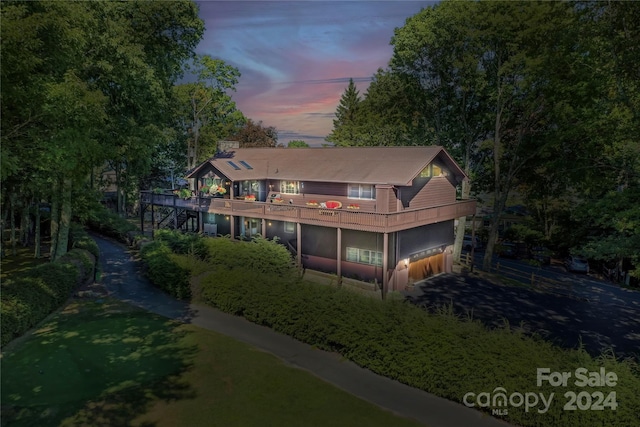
[296,222,302,269]
[336,227,342,283]
[383,232,389,297]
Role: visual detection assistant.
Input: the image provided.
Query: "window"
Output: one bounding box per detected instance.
[227,161,241,170]
[284,222,295,233]
[239,160,253,170]
[419,163,445,178]
[348,184,375,199]
[280,181,300,194]
[346,247,383,267]
[419,166,431,178]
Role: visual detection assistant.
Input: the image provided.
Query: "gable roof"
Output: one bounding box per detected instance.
[186,146,467,186]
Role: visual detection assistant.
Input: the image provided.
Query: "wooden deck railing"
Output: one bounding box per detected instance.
[141,191,476,233]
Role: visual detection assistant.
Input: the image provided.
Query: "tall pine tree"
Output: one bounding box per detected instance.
[326,78,361,145]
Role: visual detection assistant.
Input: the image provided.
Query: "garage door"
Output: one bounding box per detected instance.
[408,253,444,282]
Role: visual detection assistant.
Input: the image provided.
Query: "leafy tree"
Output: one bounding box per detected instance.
[228,119,278,148]
[1,1,204,259]
[173,55,245,170]
[287,140,309,148]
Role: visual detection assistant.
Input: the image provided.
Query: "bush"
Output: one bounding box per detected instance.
[1,261,80,347]
[139,241,191,299]
[154,229,208,260]
[203,235,297,277]
[85,206,139,244]
[69,223,100,258]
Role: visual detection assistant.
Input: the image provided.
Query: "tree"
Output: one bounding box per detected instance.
[326,78,362,145]
[228,119,278,148]
[287,140,309,148]
[1,0,204,259]
[173,55,244,170]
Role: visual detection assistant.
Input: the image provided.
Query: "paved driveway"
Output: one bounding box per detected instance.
[403,273,640,361]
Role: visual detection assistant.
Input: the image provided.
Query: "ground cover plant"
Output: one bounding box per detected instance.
[142,231,640,427]
[0,298,423,427]
[1,226,97,347]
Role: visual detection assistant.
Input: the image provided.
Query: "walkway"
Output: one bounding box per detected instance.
[92,234,510,427]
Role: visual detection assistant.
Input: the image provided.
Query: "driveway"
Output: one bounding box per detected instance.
[403,272,640,361]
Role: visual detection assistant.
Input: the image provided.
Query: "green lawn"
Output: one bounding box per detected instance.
[1,299,424,427]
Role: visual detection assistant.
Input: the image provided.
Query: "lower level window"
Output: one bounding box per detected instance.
[284,222,295,233]
[346,247,383,266]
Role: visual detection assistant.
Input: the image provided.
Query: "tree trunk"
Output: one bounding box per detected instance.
[20,200,30,246]
[10,193,16,256]
[53,178,73,261]
[34,200,41,258]
[483,191,508,270]
[50,177,61,260]
[115,162,124,216]
[453,178,471,262]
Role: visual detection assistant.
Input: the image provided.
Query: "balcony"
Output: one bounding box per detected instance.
[140,191,476,233]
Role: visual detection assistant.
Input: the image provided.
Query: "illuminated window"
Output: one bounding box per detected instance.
[346,247,383,266]
[284,222,295,233]
[280,181,300,194]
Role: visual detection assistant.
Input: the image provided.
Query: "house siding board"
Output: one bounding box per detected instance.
[397,221,454,260]
[408,177,455,209]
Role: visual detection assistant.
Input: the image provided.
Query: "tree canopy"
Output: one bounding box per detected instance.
[326,0,639,277]
[1,0,204,259]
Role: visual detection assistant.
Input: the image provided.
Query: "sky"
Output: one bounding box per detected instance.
[195,1,436,146]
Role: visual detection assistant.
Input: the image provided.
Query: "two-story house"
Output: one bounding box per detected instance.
[139,146,475,295]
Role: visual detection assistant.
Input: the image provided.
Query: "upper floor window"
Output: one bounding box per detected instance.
[419,163,446,178]
[348,184,375,199]
[280,181,300,194]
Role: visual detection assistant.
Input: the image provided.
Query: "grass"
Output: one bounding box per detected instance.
[1,298,424,427]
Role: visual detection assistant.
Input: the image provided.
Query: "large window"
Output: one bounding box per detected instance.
[348,184,375,199]
[346,247,383,267]
[280,181,300,194]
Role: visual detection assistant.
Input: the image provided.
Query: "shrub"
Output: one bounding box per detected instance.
[154,229,208,260]
[202,235,297,277]
[69,223,100,258]
[85,206,139,244]
[1,261,80,347]
[139,241,191,299]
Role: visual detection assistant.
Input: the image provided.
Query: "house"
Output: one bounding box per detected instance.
[139,146,475,295]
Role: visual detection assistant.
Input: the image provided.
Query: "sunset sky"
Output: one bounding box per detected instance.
[196,1,435,146]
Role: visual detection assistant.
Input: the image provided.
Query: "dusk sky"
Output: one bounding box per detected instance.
[196,1,436,146]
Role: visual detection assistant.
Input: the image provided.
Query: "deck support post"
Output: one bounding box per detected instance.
[382,232,389,297]
[336,227,342,283]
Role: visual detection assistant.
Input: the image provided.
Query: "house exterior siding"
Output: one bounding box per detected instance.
[409,177,456,209]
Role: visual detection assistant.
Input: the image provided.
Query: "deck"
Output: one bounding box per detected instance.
[140,191,476,233]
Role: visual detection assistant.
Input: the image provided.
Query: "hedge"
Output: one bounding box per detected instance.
[1,226,99,348]
[197,271,640,427]
[139,241,191,300]
[1,253,86,347]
